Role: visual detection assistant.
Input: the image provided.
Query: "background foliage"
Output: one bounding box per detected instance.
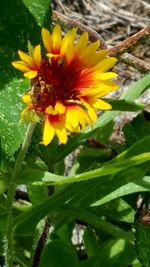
[0,1,150,266]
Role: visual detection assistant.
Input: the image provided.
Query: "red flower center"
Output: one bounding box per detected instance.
[31,58,83,113]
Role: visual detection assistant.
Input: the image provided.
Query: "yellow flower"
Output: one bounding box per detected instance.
[12,24,119,145]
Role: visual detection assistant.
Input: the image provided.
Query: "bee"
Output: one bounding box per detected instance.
[29,84,41,98]
[28,79,46,102]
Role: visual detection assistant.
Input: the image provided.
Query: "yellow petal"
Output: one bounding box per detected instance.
[52,24,62,52]
[88,107,97,123]
[94,57,117,72]
[93,99,112,110]
[55,128,68,144]
[75,108,85,129]
[96,81,119,97]
[22,94,32,104]
[83,50,108,67]
[66,108,79,128]
[65,43,75,65]
[33,45,41,68]
[41,28,53,52]
[55,102,66,114]
[43,119,55,145]
[11,61,30,72]
[80,40,100,60]
[60,28,77,57]
[82,100,97,123]
[94,72,118,80]
[75,32,89,54]
[24,70,38,79]
[18,50,35,67]
[46,105,57,115]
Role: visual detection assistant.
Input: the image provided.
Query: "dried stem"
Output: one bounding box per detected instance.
[119,53,150,72]
[53,10,150,72]
[31,185,54,267]
[108,26,150,56]
[31,218,52,267]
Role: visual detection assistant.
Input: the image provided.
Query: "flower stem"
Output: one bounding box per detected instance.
[5,122,36,267]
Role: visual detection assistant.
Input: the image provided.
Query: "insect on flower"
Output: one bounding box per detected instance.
[12,24,119,145]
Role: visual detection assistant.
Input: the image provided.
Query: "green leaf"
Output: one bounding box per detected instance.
[84,227,99,257]
[28,152,150,185]
[105,99,145,111]
[0,0,52,156]
[27,184,48,206]
[91,198,135,223]
[59,206,129,240]
[0,172,9,195]
[80,238,136,267]
[22,0,52,28]
[121,73,150,101]
[39,240,78,267]
[0,79,28,156]
[135,220,150,267]
[114,135,150,160]
[14,183,85,235]
[91,175,150,207]
[123,114,150,146]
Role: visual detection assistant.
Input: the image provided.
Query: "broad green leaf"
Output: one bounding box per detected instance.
[13,183,86,235]
[27,152,150,185]
[90,198,135,223]
[135,220,150,267]
[105,99,145,111]
[91,175,150,207]
[22,0,51,27]
[0,0,52,156]
[39,240,78,267]
[59,206,129,240]
[0,79,28,156]
[123,113,150,146]
[0,0,51,87]
[0,172,9,195]
[55,220,75,244]
[84,227,99,257]
[13,178,131,237]
[114,135,150,161]
[83,226,98,257]
[80,238,136,267]
[27,184,48,206]
[66,167,147,209]
[13,170,150,237]
[121,73,150,101]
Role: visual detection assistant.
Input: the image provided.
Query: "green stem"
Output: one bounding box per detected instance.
[5,122,36,267]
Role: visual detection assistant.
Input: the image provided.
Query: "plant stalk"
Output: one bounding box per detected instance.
[5,122,36,267]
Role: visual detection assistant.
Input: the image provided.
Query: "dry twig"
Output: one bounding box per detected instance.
[109,26,150,56]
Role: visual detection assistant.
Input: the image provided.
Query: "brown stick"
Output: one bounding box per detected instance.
[108,26,150,56]
[32,218,51,267]
[119,53,150,72]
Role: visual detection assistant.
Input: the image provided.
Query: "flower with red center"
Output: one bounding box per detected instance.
[12,24,119,145]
